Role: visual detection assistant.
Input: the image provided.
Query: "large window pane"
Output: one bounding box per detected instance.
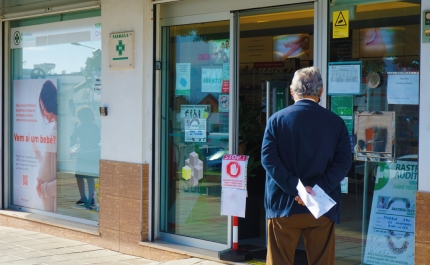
[328,2,420,264]
[160,21,230,243]
[10,15,101,222]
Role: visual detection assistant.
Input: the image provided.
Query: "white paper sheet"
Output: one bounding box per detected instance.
[220,188,247,218]
[296,179,337,219]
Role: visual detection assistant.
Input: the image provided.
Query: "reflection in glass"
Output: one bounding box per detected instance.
[329,1,420,264]
[161,21,230,243]
[11,17,101,222]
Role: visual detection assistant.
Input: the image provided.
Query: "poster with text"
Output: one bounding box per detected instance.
[363,161,417,265]
[185,118,207,143]
[201,68,222,93]
[13,79,58,212]
[387,72,419,105]
[176,63,191,95]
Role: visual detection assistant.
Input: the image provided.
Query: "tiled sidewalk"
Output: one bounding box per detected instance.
[0,226,225,265]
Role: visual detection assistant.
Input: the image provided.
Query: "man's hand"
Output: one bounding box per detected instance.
[295,186,315,206]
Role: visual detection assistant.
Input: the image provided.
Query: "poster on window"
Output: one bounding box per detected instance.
[387,72,419,105]
[176,63,191,95]
[201,68,222,93]
[185,118,207,143]
[354,111,395,162]
[363,161,417,265]
[13,79,58,213]
[208,39,230,65]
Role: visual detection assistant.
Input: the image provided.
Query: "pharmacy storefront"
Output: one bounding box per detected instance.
[155,0,427,264]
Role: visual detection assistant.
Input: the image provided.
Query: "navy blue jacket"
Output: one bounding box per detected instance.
[261,100,351,223]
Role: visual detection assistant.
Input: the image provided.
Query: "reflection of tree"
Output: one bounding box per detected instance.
[178,29,209,42]
[392,56,419,72]
[363,59,386,74]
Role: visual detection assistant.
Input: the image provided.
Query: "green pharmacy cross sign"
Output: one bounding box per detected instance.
[109,31,134,69]
[116,40,125,56]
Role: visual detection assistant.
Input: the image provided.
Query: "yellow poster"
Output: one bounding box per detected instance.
[333,10,349,39]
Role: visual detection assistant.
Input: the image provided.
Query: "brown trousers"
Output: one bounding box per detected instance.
[267,214,335,265]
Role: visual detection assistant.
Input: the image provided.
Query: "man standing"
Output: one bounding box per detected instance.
[261,67,351,265]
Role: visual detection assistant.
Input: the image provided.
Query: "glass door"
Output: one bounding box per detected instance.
[160,20,231,248]
[237,4,314,260]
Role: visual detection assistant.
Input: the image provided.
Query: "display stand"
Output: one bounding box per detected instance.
[218,154,253,262]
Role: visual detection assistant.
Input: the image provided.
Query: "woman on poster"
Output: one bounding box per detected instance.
[33,80,57,212]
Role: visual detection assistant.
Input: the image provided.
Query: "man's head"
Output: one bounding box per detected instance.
[290,66,323,100]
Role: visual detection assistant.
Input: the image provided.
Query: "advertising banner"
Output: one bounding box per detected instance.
[13,79,58,212]
[363,161,417,265]
[273,34,311,61]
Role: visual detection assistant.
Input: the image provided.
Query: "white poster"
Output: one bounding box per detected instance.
[13,79,58,212]
[185,130,206,142]
[328,63,361,95]
[387,72,419,105]
[221,188,247,218]
[201,68,222,93]
[176,63,191,95]
[180,105,210,119]
[363,161,417,265]
[185,118,207,143]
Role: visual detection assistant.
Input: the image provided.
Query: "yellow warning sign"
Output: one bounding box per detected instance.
[333,10,349,39]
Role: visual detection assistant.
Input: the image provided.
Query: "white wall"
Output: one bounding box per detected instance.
[100,0,153,164]
[419,0,430,192]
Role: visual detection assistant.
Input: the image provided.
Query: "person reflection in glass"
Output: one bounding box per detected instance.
[70,106,100,207]
[33,80,58,212]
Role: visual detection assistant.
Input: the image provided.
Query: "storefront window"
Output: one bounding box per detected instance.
[328,1,420,264]
[10,10,101,222]
[160,21,230,244]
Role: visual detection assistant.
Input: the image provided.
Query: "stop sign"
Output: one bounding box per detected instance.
[226,161,241,178]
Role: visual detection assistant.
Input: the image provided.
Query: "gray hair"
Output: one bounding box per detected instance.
[290,66,323,98]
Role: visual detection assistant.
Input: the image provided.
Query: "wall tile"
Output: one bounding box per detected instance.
[119,197,140,234]
[99,194,120,230]
[100,160,120,196]
[98,227,120,251]
[119,164,141,200]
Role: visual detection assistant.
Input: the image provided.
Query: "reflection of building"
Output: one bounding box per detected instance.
[0,0,430,264]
